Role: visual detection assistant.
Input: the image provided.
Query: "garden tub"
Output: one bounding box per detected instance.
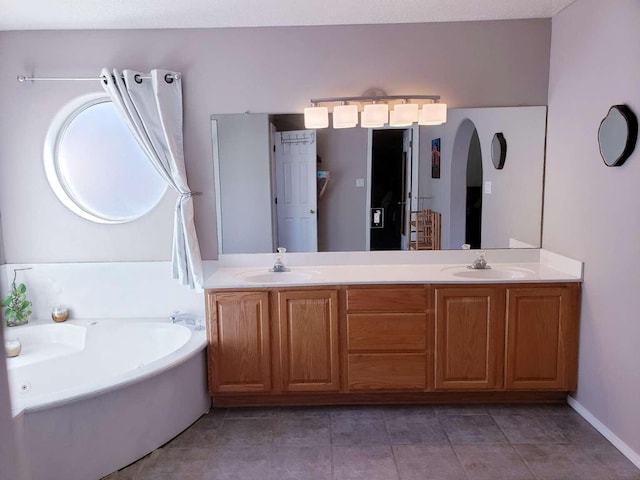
[6,318,210,480]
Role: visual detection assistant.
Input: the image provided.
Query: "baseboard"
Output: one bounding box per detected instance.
[568,395,640,469]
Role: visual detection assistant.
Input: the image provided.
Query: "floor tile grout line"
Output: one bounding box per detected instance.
[329,409,336,480]
[487,411,545,479]
[382,410,402,480]
[437,413,472,480]
[511,444,544,480]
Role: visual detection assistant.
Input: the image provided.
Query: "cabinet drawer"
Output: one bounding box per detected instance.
[348,354,426,391]
[347,313,427,351]
[346,287,428,312]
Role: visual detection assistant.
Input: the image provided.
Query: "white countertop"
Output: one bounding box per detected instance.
[203,249,582,289]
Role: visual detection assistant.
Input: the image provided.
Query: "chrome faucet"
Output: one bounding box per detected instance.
[170,312,204,330]
[469,251,491,269]
[270,247,290,272]
[170,313,196,325]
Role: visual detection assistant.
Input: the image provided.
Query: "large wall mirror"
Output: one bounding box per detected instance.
[212,106,547,254]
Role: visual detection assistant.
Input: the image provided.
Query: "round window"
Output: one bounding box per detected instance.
[44,93,167,223]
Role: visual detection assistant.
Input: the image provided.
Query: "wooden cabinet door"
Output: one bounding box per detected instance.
[206,291,271,394]
[277,289,340,392]
[505,285,579,390]
[434,286,505,390]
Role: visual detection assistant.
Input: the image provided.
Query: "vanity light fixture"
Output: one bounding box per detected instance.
[391,102,419,126]
[304,90,444,129]
[361,103,389,128]
[419,101,448,125]
[333,103,358,128]
[303,104,329,128]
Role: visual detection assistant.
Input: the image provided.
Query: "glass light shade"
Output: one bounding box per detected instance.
[361,104,388,128]
[418,103,448,125]
[392,103,419,125]
[304,106,329,128]
[389,110,413,127]
[333,104,358,128]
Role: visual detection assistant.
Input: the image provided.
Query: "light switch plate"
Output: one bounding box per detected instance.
[484,181,492,194]
[356,178,365,187]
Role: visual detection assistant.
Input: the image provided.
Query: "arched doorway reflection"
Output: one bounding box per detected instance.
[465,129,483,248]
[450,119,483,249]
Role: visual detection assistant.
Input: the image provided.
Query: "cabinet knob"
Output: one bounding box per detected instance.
[310,209,316,214]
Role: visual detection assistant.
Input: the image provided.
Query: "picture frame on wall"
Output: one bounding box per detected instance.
[431,138,441,179]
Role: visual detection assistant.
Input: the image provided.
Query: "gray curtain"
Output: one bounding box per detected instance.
[101,68,203,290]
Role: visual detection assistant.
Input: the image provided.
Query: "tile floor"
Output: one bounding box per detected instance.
[103,403,640,480]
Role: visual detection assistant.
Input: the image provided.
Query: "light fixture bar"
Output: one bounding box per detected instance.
[310,94,440,104]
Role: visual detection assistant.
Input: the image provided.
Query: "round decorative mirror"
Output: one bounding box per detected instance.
[44,93,167,223]
[598,105,637,167]
[491,132,507,169]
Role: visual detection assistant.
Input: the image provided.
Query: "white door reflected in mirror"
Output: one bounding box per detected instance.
[44,93,167,224]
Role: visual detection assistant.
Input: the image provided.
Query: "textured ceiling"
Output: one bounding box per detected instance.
[1,0,576,31]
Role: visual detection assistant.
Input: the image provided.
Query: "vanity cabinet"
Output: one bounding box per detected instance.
[206,291,271,393]
[205,281,580,405]
[504,285,580,390]
[276,289,340,392]
[345,286,430,391]
[433,286,505,390]
[205,288,341,395]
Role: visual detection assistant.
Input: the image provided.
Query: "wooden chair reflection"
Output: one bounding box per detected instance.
[408,209,441,250]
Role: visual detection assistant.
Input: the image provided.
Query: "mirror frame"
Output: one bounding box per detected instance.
[598,104,638,167]
[491,132,507,169]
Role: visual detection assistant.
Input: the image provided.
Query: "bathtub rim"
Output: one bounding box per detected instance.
[7,317,207,417]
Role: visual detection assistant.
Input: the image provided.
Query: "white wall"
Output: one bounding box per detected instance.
[0,263,207,321]
[212,114,273,254]
[419,106,547,250]
[317,127,369,251]
[0,212,5,265]
[544,0,640,459]
[0,21,551,263]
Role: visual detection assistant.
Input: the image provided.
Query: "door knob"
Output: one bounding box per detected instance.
[310,209,316,214]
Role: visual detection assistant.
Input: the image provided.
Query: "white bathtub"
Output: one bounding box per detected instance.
[6,318,210,480]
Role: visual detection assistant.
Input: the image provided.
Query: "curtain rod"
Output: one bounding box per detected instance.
[17,73,181,83]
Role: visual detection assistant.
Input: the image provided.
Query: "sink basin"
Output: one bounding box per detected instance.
[443,266,536,280]
[239,270,317,283]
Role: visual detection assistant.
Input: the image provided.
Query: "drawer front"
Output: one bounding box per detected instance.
[348,354,426,391]
[346,287,428,312]
[347,313,427,351]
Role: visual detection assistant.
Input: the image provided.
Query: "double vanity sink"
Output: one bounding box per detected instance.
[239,265,540,285]
[222,261,574,287]
[204,249,583,407]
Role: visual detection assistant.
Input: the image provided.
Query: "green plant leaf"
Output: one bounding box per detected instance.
[16,312,23,321]
[17,284,26,294]
[0,296,11,307]
[20,300,30,310]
